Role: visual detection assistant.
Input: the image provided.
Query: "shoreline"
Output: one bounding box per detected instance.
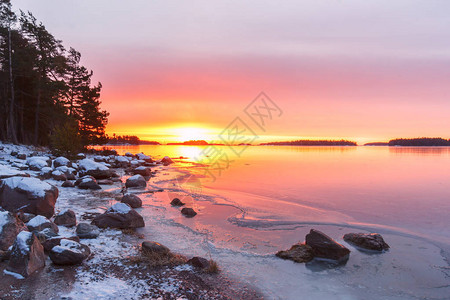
[0,142,263,299]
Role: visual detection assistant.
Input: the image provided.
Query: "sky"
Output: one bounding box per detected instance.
[13,0,450,144]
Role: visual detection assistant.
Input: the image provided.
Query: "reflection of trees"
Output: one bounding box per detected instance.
[389,147,450,156]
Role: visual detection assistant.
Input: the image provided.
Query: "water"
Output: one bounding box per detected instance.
[107,145,450,299]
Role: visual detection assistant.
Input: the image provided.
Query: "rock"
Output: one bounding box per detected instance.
[26,157,51,171]
[136,153,153,163]
[161,156,174,165]
[125,174,147,188]
[17,212,35,223]
[132,166,151,177]
[97,179,114,185]
[42,236,80,252]
[92,203,145,229]
[121,193,142,208]
[76,153,86,159]
[0,249,11,262]
[26,215,59,233]
[142,241,170,255]
[170,198,185,206]
[114,156,130,168]
[62,180,75,188]
[53,157,71,168]
[51,170,67,181]
[188,256,210,269]
[17,153,27,160]
[10,151,18,156]
[39,167,53,179]
[125,152,134,157]
[276,243,314,263]
[305,229,350,261]
[181,207,197,217]
[34,227,59,242]
[76,223,100,239]
[54,209,76,227]
[49,239,90,265]
[0,211,27,251]
[343,233,390,251]
[7,232,46,278]
[78,158,114,179]
[76,176,101,190]
[0,176,58,218]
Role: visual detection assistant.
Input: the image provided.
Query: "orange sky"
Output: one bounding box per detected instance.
[14,0,450,144]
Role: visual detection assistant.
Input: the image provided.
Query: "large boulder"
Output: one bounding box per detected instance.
[76,223,100,239]
[53,209,77,227]
[92,203,145,229]
[26,156,51,171]
[53,157,71,168]
[305,229,350,261]
[132,166,151,177]
[142,241,170,255]
[26,215,59,234]
[6,231,46,278]
[49,239,90,265]
[121,193,142,208]
[276,243,314,263]
[0,176,58,218]
[343,233,390,251]
[125,174,147,188]
[0,211,27,251]
[76,176,101,190]
[78,159,114,179]
[42,236,80,252]
[113,156,130,168]
[181,207,197,217]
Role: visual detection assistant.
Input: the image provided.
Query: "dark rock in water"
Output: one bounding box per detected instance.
[161,156,174,165]
[170,198,185,206]
[276,243,314,263]
[121,193,142,208]
[76,223,100,239]
[54,209,77,227]
[132,166,152,177]
[181,207,197,217]
[305,229,350,261]
[142,241,170,255]
[343,233,390,251]
[7,232,46,278]
[0,176,58,218]
[125,174,147,188]
[26,215,59,234]
[49,239,90,265]
[92,203,145,229]
[42,236,80,252]
[97,179,114,185]
[188,256,210,269]
[0,211,27,251]
[76,176,101,190]
[62,180,75,188]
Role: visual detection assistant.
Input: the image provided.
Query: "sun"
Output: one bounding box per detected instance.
[174,127,210,142]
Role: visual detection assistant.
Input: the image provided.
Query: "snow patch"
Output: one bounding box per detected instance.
[0,211,10,234]
[27,215,50,227]
[16,231,32,254]
[0,164,26,179]
[78,159,109,171]
[1,176,53,197]
[107,203,131,214]
[52,239,82,254]
[3,269,25,280]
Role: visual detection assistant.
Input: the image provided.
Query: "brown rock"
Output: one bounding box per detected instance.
[305,229,350,261]
[276,243,314,263]
[343,233,390,251]
[7,232,46,277]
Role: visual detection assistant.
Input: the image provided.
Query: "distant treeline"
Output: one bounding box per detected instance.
[260,140,357,146]
[167,140,209,145]
[107,134,160,145]
[388,138,450,146]
[0,0,108,151]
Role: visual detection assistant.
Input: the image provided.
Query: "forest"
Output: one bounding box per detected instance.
[0,0,108,151]
[388,138,450,146]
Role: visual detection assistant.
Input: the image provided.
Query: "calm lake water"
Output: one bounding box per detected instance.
[104,145,450,299]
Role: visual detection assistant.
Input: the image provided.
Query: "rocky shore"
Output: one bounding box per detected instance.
[0,142,262,299]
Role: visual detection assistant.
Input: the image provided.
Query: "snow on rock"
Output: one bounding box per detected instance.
[7,231,45,277]
[26,157,50,171]
[107,203,132,214]
[0,176,58,218]
[15,231,33,255]
[26,215,59,233]
[0,211,27,251]
[39,167,53,179]
[53,156,71,168]
[0,164,29,179]
[79,159,109,172]
[125,174,147,188]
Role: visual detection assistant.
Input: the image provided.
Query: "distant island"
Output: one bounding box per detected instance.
[107,135,160,145]
[167,140,224,146]
[388,138,450,146]
[260,140,357,146]
[364,142,389,146]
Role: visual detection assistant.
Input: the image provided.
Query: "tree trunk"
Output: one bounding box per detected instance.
[7,27,18,144]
